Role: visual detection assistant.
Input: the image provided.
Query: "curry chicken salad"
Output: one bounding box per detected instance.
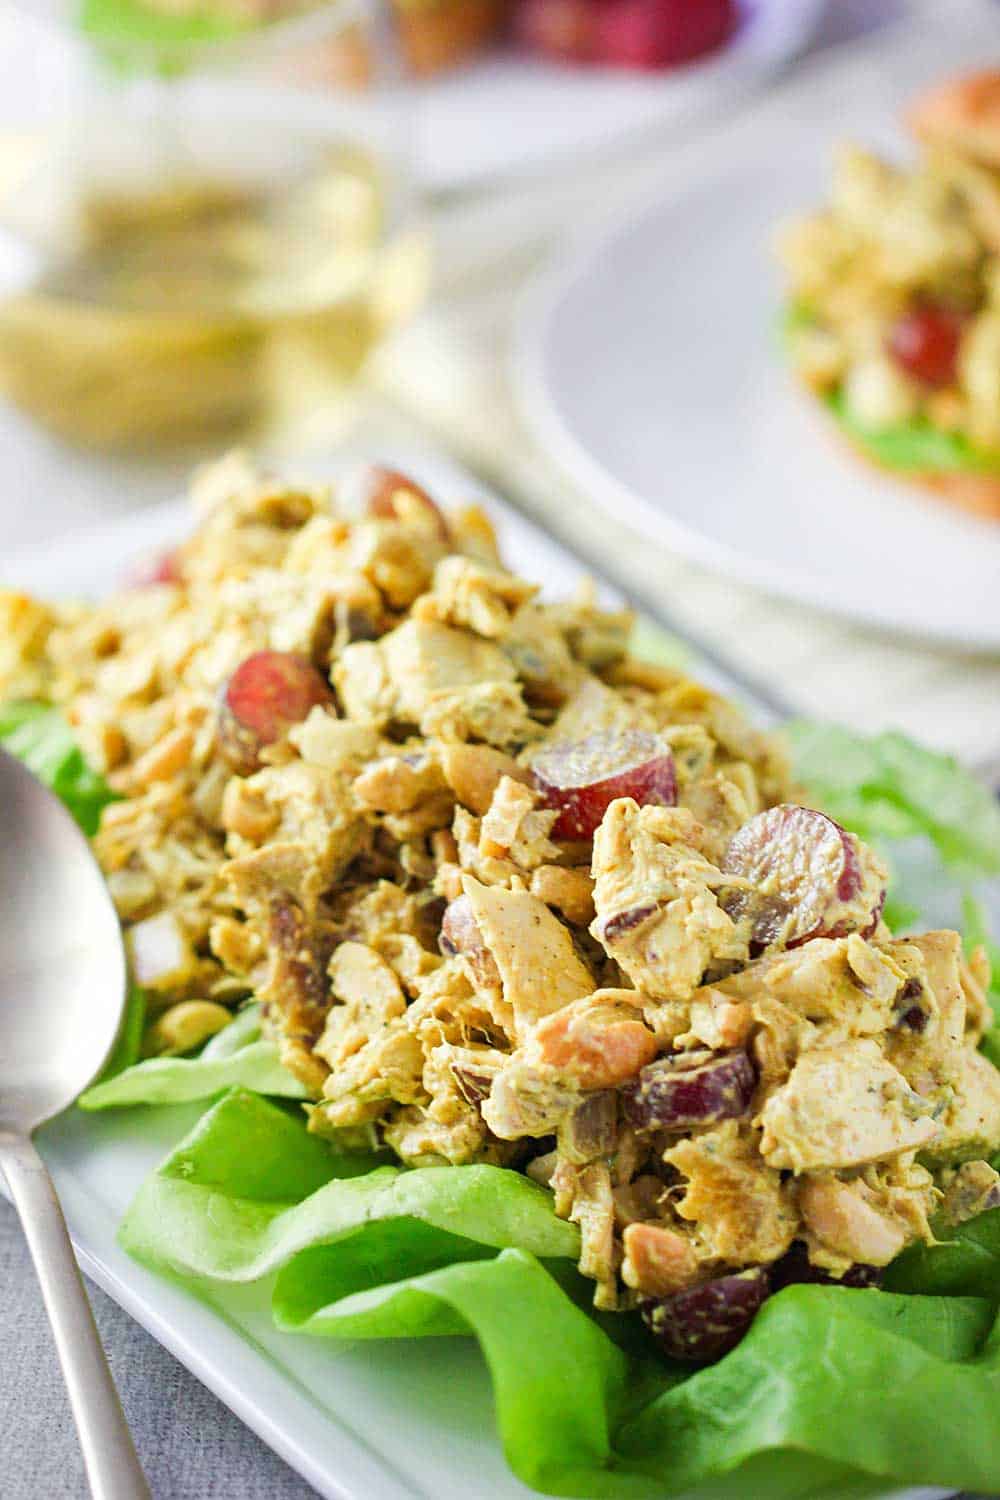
[779,69,1000,521]
[5,457,1000,1362]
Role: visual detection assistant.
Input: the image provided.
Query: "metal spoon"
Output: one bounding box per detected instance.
[0,748,150,1499]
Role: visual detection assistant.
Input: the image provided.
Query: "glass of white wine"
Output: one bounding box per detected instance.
[0,0,429,450]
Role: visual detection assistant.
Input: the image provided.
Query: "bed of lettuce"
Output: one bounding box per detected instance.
[6,695,1000,1499]
[783,301,1000,478]
[78,0,258,73]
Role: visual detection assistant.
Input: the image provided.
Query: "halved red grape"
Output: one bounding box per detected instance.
[594,0,736,70]
[127,548,181,589]
[641,1266,770,1363]
[887,305,965,388]
[532,730,676,840]
[722,804,883,948]
[622,1050,755,1132]
[362,466,449,541]
[440,895,501,988]
[771,1242,883,1292]
[514,0,596,64]
[218,650,334,774]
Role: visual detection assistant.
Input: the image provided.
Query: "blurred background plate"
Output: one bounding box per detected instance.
[416,0,830,188]
[517,145,1000,653]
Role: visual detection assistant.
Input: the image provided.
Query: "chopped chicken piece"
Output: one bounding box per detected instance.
[716,934,906,1038]
[921,1047,1000,1165]
[798,1176,909,1266]
[939,1159,1000,1225]
[353,751,447,814]
[383,618,517,726]
[411,555,538,638]
[313,941,407,1069]
[760,1039,941,1171]
[591,801,748,1001]
[665,1121,797,1264]
[462,875,593,1037]
[566,1162,619,1309]
[479,776,558,867]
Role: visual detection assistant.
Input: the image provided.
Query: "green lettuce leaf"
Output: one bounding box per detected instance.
[79,1004,309,1110]
[824,385,999,474]
[788,720,1000,877]
[887,1203,1000,1301]
[97,983,148,1084]
[964,894,1000,1008]
[80,0,251,55]
[120,1091,580,1284]
[781,302,1000,475]
[963,894,1000,1067]
[199,1002,265,1059]
[0,700,117,835]
[116,1089,1000,1499]
[79,1039,308,1110]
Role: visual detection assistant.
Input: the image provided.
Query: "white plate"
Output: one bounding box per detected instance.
[2,454,950,1500]
[416,0,829,189]
[517,144,1000,653]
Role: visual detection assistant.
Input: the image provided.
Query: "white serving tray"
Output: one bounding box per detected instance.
[2,450,949,1500]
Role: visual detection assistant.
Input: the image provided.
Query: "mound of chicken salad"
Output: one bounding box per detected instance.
[4,455,1000,1376]
[778,128,1000,518]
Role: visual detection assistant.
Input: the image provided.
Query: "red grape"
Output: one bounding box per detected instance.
[722,804,884,949]
[641,1266,770,1363]
[622,1049,755,1131]
[887,305,965,388]
[532,730,676,840]
[594,0,736,71]
[218,650,334,774]
[362,466,450,541]
[514,0,596,64]
[127,548,181,589]
[440,895,501,988]
[770,1242,883,1292]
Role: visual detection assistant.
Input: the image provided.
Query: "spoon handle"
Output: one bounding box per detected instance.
[0,1131,151,1500]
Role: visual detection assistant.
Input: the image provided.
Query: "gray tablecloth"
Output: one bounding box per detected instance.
[0,1198,317,1500]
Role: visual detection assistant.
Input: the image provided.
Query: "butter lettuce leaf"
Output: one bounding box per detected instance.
[0,699,117,835]
[80,0,250,56]
[120,1091,580,1284]
[788,720,1000,877]
[116,1089,1000,1499]
[824,384,999,474]
[782,303,1000,475]
[79,1005,309,1110]
[888,1204,1000,1301]
[79,1038,308,1110]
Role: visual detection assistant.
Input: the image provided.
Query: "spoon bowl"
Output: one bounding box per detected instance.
[0,747,127,1133]
[0,746,148,1498]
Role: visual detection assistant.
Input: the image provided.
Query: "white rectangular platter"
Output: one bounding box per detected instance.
[1,446,949,1500]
